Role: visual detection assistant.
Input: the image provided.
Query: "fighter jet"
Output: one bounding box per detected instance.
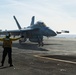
[0,16,57,46]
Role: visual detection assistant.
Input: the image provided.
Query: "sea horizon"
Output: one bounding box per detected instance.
[55,33,76,38]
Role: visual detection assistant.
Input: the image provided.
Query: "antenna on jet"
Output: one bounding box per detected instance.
[30,16,35,26]
[13,16,22,30]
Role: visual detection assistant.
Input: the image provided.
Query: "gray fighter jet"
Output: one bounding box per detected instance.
[0,16,57,46]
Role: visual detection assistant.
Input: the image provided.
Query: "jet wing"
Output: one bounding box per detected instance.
[0,30,21,35]
[0,28,39,36]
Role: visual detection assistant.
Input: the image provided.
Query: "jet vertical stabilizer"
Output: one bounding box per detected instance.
[13,16,22,30]
[30,16,35,26]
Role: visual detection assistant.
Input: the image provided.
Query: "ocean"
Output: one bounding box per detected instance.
[55,34,76,38]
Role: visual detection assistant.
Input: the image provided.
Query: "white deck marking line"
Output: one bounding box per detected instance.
[34,55,76,65]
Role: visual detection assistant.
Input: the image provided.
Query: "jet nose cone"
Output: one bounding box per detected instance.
[51,30,57,36]
[42,27,57,37]
[48,29,57,36]
[54,32,57,36]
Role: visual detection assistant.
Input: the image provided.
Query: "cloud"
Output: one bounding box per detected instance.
[0,0,76,33]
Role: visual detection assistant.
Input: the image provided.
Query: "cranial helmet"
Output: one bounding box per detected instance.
[6,33,11,38]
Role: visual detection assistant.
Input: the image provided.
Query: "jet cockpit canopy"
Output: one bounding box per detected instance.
[35,21,46,27]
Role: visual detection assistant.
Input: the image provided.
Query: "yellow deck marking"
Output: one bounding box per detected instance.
[34,55,76,65]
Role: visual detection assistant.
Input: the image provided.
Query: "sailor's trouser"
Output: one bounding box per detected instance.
[1,47,12,65]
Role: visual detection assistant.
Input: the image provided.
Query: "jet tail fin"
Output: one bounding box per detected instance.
[30,16,35,26]
[13,16,22,30]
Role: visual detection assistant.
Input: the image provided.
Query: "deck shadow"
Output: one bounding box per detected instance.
[42,55,76,62]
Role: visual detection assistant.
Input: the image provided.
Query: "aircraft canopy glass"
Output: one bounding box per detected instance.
[35,21,46,27]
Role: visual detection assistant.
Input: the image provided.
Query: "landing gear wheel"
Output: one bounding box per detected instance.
[19,40,22,44]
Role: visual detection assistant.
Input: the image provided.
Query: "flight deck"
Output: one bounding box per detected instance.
[0,37,76,75]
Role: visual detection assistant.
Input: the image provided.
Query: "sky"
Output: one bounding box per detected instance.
[0,0,76,34]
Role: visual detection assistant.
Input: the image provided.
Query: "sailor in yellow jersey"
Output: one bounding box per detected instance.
[0,34,20,67]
